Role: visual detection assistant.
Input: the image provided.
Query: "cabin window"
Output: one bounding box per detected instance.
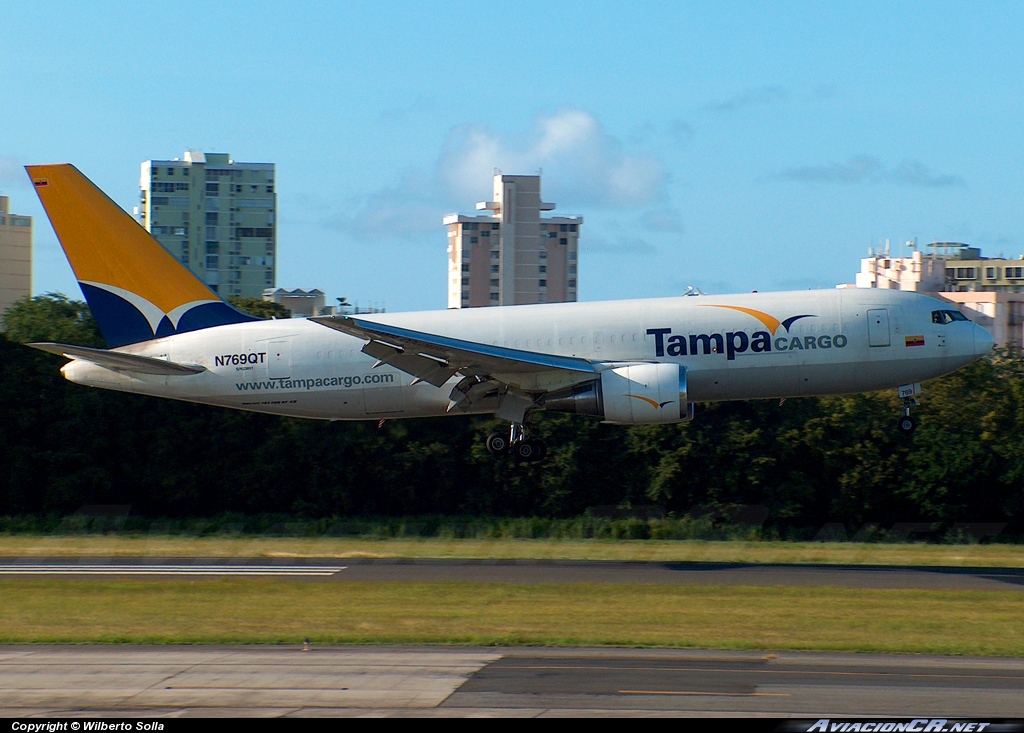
[931,310,969,324]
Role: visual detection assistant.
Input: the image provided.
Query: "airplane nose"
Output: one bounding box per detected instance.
[974,325,995,356]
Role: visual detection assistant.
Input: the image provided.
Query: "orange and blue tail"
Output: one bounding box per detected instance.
[27,164,259,348]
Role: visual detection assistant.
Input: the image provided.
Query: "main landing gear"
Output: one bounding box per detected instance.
[486,422,547,461]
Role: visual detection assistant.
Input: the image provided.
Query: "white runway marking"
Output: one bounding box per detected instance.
[0,564,346,576]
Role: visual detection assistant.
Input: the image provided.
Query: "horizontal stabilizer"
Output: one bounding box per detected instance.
[28,342,206,375]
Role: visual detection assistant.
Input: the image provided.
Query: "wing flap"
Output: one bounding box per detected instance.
[361,339,458,387]
[28,342,206,375]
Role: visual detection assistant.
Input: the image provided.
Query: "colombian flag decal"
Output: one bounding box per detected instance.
[905,335,925,347]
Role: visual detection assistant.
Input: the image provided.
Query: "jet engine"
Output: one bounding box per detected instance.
[543,363,694,424]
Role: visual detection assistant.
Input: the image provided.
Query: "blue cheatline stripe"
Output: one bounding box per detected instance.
[79,282,261,348]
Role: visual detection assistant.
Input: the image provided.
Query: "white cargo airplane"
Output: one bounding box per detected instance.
[25,164,993,460]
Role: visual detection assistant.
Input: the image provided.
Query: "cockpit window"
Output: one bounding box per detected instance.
[932,309,969,324]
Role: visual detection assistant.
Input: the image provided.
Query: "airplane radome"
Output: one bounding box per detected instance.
[26,164,994,461]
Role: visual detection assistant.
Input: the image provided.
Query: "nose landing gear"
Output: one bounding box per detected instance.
[896,383,921,434]
[485,421,547,461]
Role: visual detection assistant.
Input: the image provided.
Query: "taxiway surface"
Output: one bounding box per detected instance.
[2,557,1023,590]
[2,646,1023,717]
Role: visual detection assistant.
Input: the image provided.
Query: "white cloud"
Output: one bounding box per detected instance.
[0,156,28,190]
[639,208,684,233]
[346,109,670,242]
[704,86,788,113]
[436,109,668,208]
[780,156,964,188]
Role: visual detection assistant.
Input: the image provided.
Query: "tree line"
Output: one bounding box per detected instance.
[1,294,1022,537]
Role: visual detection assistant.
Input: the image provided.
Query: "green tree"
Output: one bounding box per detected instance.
[227,297,290,319]
[1,293,103,347]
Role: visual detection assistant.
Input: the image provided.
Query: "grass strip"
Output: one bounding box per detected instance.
[1,536,1023,568]
[1,579,1022,655]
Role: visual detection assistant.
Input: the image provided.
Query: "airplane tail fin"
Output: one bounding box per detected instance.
[26,164,259,348]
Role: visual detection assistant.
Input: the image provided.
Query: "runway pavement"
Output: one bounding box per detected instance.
[2,557,1024,590]
[2,646,1024,717]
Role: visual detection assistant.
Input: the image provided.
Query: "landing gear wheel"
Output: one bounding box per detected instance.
[486,432,510,455]
[897,415,917,434]
[514,439,546,462]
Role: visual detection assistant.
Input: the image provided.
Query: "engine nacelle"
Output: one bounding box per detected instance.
[543,363,694,425]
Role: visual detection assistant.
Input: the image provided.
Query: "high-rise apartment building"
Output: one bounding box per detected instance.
[443,174,581,308]
[0,196,32,323]
[138,150,275,298]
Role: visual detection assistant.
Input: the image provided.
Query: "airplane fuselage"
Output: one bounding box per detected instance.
[59,289,990,421]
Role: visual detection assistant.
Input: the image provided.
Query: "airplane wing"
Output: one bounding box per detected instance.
[310,316,596,412]
[28,342,206,375]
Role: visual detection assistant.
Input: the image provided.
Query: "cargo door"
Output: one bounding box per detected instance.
[267,340,291,379]
[363,373,406,415]
[867,309,890,347]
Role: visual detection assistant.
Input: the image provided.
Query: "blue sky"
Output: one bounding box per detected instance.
[2,1,1022,311]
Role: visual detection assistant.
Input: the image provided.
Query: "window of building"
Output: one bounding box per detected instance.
[539,279,547,288]
[490,293,499,301]
[560,238,567,245]
[569,251,577,261]
[569,265,577,274]
[470,237,478,244]
[569,224,577,232]
[267,185,273,193]
[955,267,976,279]
[560,224,568,232]
[167,167,175,176]
[481,230,490,237]
[548,231,557,239]
[205,242,219,254]
[568,279,577,288]
[491,250,499,260]
[539,266,546,274]
[206,183,219,195]
[205,212,219,224]
[986,267,997,279]
[461,263,469,272]
[539,249,547,260]
[173,226,187,236]
[490,278,499,287]
[490,265,499,273]
[1007,267,1024,279]
[206,254,219,269]
[175,182,189,191]
[492,223,499,230]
